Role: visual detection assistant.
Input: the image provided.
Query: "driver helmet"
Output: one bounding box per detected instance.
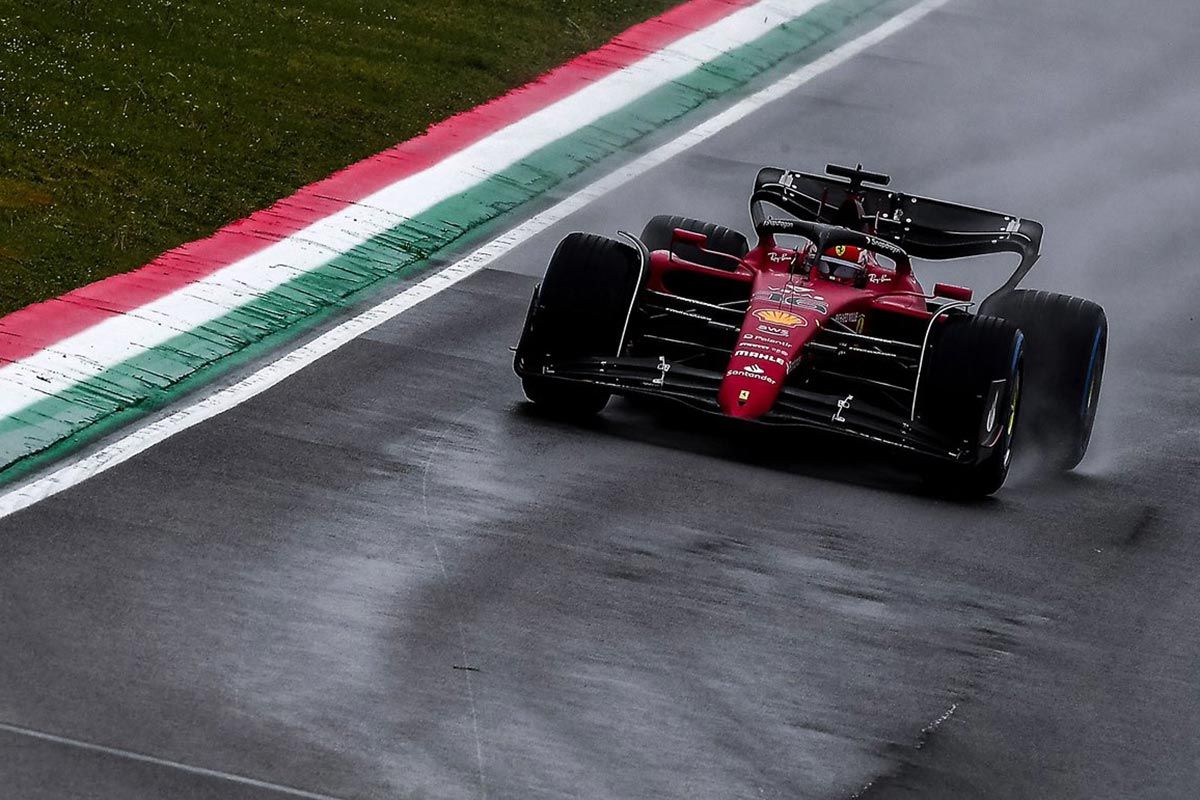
[818,243,875,282]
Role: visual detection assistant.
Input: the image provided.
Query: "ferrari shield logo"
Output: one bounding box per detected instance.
[835,244,847,257]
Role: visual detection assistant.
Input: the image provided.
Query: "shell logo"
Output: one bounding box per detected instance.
[753,309,807,327]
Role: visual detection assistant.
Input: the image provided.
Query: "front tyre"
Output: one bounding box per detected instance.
[918,314,1025,497]
[980,289,1107,469]
[514,233,643,416]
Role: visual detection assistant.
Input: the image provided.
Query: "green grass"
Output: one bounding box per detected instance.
[0,0,676,315]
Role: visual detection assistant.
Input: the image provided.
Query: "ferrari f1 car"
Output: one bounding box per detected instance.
[513,164,1107,496]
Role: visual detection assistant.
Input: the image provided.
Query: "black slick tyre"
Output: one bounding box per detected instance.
[515,233,642,416]
[639,215,748,270]
[917,314,1025,497]
[979,289,1107,470]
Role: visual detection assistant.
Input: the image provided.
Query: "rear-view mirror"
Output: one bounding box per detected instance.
[933,283,973,302]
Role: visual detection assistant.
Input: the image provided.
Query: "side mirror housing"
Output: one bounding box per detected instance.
[933,282,973,302]
[672,228,708,247]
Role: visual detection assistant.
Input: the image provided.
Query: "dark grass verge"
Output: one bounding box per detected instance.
[0,0,676,315]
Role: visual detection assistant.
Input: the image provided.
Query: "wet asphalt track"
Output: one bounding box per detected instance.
[4,0,1200,798]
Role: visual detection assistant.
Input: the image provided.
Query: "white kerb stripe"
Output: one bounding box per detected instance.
[0,0,951,520]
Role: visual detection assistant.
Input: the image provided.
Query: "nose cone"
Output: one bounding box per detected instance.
[718,350,788,419]
[719,271,835,419]
[718,375,778,418]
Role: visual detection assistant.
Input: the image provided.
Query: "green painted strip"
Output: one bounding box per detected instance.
[0,0,908,483]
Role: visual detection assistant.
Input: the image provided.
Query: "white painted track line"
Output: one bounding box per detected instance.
[0,720,349,800]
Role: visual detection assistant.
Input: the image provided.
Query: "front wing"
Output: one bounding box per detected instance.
[517,355,970,462]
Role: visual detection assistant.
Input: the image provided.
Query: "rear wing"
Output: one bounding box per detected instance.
[750,166,1043,294]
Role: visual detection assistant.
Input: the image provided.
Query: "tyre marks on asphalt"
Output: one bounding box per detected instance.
[420,408,490,800]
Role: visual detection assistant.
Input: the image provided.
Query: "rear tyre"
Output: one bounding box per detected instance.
[979,289,1107,469]
[918,314,1025,497]
[515,233,643,416]
[640,215,748,270]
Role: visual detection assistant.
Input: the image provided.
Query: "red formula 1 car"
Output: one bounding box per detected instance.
[514,164,1107,495]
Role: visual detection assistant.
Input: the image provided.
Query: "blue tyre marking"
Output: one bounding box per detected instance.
[1080,326,1103,416]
